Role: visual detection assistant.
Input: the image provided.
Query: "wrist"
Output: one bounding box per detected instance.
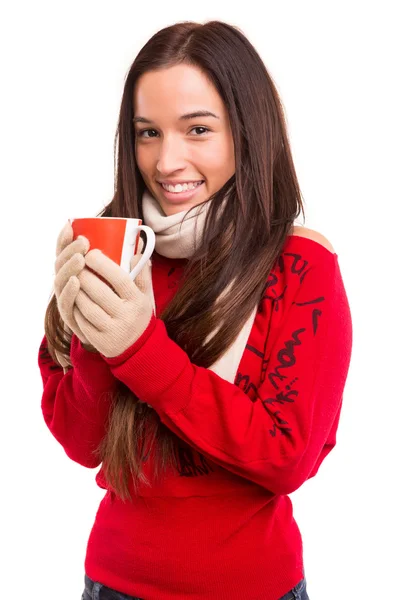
[103,314,158,365]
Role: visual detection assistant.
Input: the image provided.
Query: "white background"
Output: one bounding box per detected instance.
[1,1,399,599]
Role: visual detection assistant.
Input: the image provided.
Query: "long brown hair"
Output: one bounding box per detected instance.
[44,20,304,501]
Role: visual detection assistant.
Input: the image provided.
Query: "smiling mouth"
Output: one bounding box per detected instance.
[157,181,205,197]
[159,181,205,193]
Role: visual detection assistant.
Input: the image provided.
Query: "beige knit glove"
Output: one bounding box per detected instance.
[54,221,93,348]
[73,248,155,358]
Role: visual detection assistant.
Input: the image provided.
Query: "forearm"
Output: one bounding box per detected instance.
[103,259,352,495]
[39,335,118,467]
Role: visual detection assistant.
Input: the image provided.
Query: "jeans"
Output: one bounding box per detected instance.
[81,573,309,599]
[81,575,143,600]
[279,576,309,600]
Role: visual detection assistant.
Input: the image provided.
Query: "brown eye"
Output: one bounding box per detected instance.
[137,129,158,138]
[191,127,210,135]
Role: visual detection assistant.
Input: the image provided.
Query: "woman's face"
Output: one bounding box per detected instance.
[133,64,235,216]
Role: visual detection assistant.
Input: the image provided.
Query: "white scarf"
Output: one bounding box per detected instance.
[142,188,257,383]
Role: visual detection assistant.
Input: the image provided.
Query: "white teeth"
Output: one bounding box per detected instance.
[161,181,203,193]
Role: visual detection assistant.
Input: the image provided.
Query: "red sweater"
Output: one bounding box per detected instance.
[39,234,352,600]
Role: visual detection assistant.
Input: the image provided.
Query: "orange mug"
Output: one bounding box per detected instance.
[70,217,155,280]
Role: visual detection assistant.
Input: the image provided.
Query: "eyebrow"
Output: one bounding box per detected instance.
[132,110,220,125]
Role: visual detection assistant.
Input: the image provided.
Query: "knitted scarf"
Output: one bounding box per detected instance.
[142,188,257,383]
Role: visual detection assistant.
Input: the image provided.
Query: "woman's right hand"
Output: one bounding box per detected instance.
[54,221,93,348]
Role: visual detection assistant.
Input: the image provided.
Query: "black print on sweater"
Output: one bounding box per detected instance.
[235,250,325,437]
[275,250,310,278]
[260,292,326,436]
[39,343,62,372]
[267,328,305,390]
[245,344,270,382]
[261,358,269,384]
[263,251,311,312]
[294,296,324,336]
[177,446,215,477]
[262,272,287,312]
[245,344,264,359]
[235,372,258,402]
[284,252,311,284]
[259,327,306,437]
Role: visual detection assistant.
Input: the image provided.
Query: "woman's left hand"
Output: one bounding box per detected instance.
[73,249,154,358]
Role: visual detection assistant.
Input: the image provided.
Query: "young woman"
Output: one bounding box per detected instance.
[39,20,352,600]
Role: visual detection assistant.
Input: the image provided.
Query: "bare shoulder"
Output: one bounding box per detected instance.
[290,225,335,253]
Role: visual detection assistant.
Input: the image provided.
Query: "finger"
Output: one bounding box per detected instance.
[55,277,90,344]
[137,235,145,254]
[75,289,112,331]
[55,253,85,296]
[85,249,136,300]
[55,236,90,274]
[74,305,102,345]
[78,268,122,316]
[129,253,142,272]
[56,222,74,257]
[129,254,155,310]
[129,252,153,288]
[63,323,73,336]
[57,276,81,330]
[135,260,152,296]
[129,250,153,273]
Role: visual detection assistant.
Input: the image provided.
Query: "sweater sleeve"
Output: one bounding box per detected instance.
[103,253,352,494]
[39,334,118,468]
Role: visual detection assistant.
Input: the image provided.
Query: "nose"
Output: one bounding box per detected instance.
[156,135,187,175]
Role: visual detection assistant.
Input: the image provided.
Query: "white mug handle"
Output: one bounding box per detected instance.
[129,225,156,280]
